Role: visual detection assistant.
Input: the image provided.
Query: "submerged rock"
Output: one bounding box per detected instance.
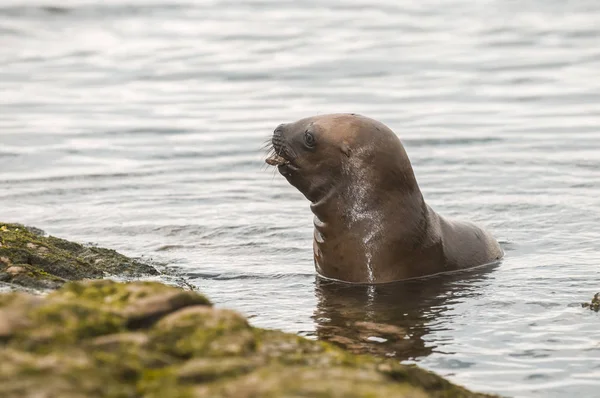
[0,280,494,398]
[582,293,600,312]
[0,223,158,291]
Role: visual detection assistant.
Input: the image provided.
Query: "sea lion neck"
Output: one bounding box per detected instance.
[309,177,424,226]
[309,185,343,221]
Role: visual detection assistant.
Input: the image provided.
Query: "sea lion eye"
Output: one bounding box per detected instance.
[304,131,316,148]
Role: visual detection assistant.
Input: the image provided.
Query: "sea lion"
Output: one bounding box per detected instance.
[266,113,503,284]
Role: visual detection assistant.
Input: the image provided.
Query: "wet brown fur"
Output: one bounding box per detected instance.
[268,114,503,283]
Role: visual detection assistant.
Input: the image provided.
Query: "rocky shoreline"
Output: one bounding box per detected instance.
[0,223,158,291]
[0,222,494,397]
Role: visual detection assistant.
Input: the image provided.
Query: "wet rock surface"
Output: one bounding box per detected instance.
[0,279,494,398]
[0,223,158,291]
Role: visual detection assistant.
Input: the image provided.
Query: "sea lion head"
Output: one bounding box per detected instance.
[266,113,418,203]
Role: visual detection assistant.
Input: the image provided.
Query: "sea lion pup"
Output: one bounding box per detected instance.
[266,114,503,284]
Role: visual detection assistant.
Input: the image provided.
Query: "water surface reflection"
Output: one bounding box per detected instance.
[313,265,498,360]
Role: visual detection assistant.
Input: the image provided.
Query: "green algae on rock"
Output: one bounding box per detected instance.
[0,280,495,398]
[582,293,600,312]
[0,223,158,291]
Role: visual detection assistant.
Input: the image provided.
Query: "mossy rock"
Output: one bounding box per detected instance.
[0,280,495,398]
[0,223,158,291]
[582,293,600,312]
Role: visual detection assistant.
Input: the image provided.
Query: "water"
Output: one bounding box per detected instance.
[1,0,600,396]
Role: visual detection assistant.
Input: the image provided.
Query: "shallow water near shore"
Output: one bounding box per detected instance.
[1,1,600,396]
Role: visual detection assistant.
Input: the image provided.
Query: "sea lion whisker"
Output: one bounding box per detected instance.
[286,145,300,161]
[260,139,273,152]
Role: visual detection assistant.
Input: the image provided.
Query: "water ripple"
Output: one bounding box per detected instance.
[1,1,600,396]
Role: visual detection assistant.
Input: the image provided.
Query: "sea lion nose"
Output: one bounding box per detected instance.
[273,123,287,135]
[272,124,287,151]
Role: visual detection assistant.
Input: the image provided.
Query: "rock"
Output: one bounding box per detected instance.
[124,290,211,328]
[4,266,26,276]
[0,222,158,291]
[176,357,264,383]
[582,293,600,312]
[0,294,42,340]
[0,280,495,397]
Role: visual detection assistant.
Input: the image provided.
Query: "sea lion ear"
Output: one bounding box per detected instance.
[340,142,351,157]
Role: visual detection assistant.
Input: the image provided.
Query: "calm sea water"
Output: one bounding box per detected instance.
[2,1,600,396]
